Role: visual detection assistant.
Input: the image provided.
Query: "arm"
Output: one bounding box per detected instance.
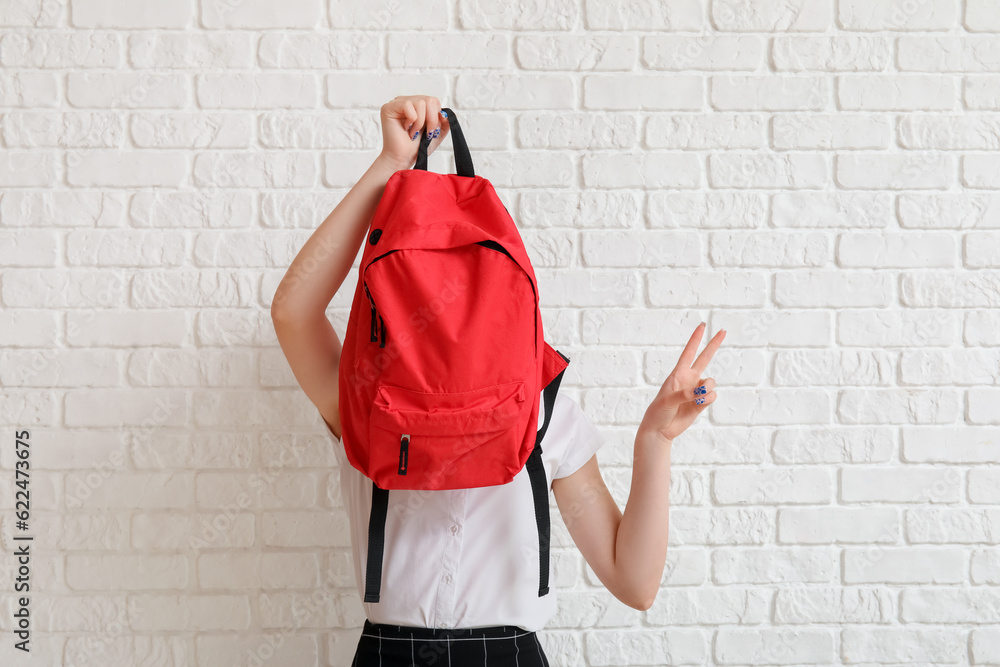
[551,435,671,612]
[271,96,448,440]
[551,322,726,611]
[270,155,397,441]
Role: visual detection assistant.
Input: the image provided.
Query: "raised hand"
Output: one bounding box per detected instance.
[378,95,449,170]
[638,322,726,445]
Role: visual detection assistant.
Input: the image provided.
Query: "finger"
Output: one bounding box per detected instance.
[692,389,717,408]
[420,98,442,149]
[402,99,421,135]
[675,322,706,371]
[687,378,715,398]
[692,328,726,376]
[398,100,417,133]
[435,106,450,145]
[425,98,441,137]
[690,377,716,400]
[411,99,427,140]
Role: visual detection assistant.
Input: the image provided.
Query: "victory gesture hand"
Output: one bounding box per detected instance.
[638,322,726,445]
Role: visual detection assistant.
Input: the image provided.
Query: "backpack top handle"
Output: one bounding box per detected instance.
[414,107,475,178]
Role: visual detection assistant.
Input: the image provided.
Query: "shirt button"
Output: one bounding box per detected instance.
[443,573,452,583]
[450,524,459,534]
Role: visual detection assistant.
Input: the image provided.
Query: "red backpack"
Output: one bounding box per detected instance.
[338,108,570,604]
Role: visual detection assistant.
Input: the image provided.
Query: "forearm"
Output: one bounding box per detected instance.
[613,429,672,609]
[272,154,403,317]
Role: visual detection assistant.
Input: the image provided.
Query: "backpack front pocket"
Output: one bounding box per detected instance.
[368,380,527,489]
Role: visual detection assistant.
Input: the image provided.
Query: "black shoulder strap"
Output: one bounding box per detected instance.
[363,481,389,603]
[363,354,569,603]
[526,358,568,597]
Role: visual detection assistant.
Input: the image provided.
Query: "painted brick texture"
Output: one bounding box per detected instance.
[1,1,998,665]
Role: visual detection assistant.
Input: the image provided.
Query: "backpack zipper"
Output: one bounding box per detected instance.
[475,240,538,355]
[475,239,537,302]
[363,282,387,348]
[362,244,536,352]
[364,282,378,343]
[362,249,401,349]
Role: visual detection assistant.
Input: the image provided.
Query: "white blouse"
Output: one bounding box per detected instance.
[321,390,607,632]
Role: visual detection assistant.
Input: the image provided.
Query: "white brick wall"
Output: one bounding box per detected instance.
[1,0,998,665]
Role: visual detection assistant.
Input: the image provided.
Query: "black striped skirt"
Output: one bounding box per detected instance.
[351,618,551,666]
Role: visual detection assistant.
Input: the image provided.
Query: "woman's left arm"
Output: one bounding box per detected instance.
[552,322,725,610]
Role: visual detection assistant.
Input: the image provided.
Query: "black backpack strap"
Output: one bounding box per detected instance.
[414,107,474,178]
[526,359,568,597]
[363,481,390,603]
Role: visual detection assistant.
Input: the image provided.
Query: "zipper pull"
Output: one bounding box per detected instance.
[398,434,409,475]
[364,283,378,342]
[379,314,387,348]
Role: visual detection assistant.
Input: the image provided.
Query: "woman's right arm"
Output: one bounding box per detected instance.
[271,96,447,440]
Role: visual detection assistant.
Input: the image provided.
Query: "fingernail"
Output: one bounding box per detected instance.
[412,130,420,140]
[700,321,706,327]
[696,397,705,405]
[694,385,707,396]
[440,110,448,118]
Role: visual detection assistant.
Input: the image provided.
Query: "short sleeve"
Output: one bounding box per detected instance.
[319,410,342,444]
[550,393,607,480]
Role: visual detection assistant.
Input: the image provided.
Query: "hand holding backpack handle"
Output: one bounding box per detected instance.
[415,107,475,178]
[378,95,449,170]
